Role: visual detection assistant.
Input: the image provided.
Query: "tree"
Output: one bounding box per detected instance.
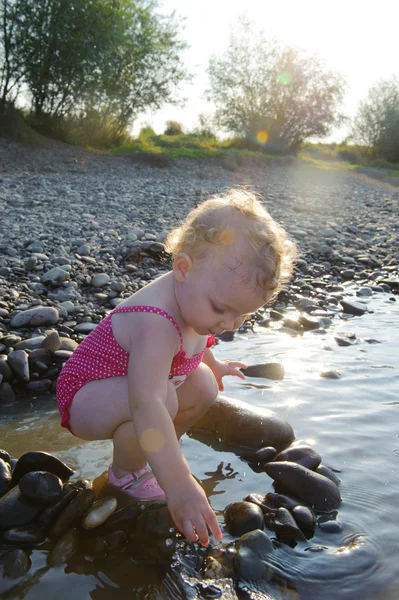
[207,17,345,150]
[352,77,399,162]
[0,0,24,105]
[10,0,187,125]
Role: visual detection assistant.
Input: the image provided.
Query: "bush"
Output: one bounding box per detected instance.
[27,108,131,148]
[164,120,183,136]
[0,104,44,146]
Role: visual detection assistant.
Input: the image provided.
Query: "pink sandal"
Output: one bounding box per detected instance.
[108,464,166,501]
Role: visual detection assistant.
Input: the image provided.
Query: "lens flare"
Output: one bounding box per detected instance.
[139,428,165,452]
[277,71,293,86]
[256,130,268,144]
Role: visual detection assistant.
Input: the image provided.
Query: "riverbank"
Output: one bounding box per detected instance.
[0,138,398,402]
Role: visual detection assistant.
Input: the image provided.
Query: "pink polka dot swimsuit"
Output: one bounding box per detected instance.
[56,305,216,432]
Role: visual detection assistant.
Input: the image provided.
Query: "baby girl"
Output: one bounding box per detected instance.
[56,189,296,546]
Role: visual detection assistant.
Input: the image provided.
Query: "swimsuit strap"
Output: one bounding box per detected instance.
[111,305,183,351]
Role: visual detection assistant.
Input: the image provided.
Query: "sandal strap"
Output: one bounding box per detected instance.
[120,469,156,492]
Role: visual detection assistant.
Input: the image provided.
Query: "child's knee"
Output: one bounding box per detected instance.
[197,363,219,406]
[166,382,179,420]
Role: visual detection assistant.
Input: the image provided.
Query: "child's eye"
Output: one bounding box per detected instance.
[211,302,225,315]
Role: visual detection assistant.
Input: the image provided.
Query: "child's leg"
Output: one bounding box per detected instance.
[174,363,219,439]
[68,375,178,475]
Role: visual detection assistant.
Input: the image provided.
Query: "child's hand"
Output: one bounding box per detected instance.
[165,477,223,546]
[212,359,247,392]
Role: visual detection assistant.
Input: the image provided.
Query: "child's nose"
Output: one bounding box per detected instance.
[220,315,235,331]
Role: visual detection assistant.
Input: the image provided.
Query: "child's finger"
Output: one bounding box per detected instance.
[228,366,246,380]
[203,507,223,543]
[228,361,248,369]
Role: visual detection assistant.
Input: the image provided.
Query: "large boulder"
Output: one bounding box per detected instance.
[191,396,294,451]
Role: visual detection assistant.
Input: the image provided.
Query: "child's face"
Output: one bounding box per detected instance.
[177,250,268,336]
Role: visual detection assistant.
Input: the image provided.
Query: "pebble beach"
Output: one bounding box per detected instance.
[0,138,398,402]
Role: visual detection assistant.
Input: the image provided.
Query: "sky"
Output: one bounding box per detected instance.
[135,0,399,142]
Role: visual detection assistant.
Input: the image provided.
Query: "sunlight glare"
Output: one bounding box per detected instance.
[277,71,293,86]
[256,129,268,144]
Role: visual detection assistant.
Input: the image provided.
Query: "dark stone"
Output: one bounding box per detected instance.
[38,487,79,528]
[240,446,277,464]
[0,486,44,531]
[19,471,63,505]
[12,451,74,484]
[88,503,143,536]
[234,529,274,581]
[192,397,295,452]
[224,501,264,537]
[318,515,342,533]
[0,382,15,405]
[275,507,306,541]
[274,445,322,470]
[0,458,12,496]
[264,492,302,511]
[243,493,275,514]
[298,314,321,330]
[3,524,46,544]
[47,528,79,567]
[292,505,316,533]
[316,465,341,486]
[340,299,367,316]
[136,506,171,538]
[1,548,31,578]
[264,461,341,511]
[320,370,342,379]
[241,363,285,380]
[51,488,95,537]
[0,450,11,464]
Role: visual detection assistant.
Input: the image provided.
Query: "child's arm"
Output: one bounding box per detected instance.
[202,347,247,391]
[126,318,222,546]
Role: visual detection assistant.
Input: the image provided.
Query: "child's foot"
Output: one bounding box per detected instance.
[108,464,165,501]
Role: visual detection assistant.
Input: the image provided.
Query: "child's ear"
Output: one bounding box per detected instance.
[173,253,193,282]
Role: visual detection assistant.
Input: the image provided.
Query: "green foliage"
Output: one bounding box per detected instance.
[207,16,345,149]
[27,107,131,148]
[1,0,188,131]
[352,77,399,163]
[164,120,183,135]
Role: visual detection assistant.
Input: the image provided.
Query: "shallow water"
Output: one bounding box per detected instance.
[1,285,398,599]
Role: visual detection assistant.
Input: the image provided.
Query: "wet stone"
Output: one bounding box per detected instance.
[1,548,31,579]
[0,486,44,530]
[241,363,285,380]
[292,505,316,534]
[224,501,264,537]
[0,450,11,464]
[51,488,95,537]
[316,464,341,486]
[234,529,274,581]
[340,299,367,316]
[82,497,118,529]
[318,516,342,533]
[12,451,74,484]
[264,461,341,511]
[274,445,322,470]
[3,524,46,544]
[19,471,63,505]
[0,382,14,404]
[275,507,306,542]
[47,528,79,567]
[0,458,12,496]
[320,370,342,379]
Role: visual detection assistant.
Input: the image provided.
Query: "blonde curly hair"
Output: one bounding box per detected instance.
[165,189,296,301]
